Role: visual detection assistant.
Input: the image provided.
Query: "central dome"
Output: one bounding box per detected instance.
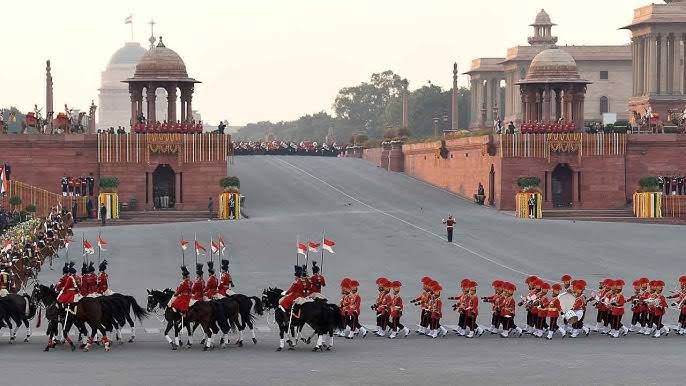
[525,48,581,81]
[108,42,146,66]
[133,38,188,79]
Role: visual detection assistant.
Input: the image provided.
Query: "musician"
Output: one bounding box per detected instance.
[481,280,503,334]
[546,283,565,339]
[560,274,572,293]
[204,261,218,300]
[608,279,628,338]
[498,282,522,338]
[349,279,366,338]
[339,278,353,337]
[646,280,669,338]
[569,280,590,338]
[450,279,471,336]
[669,275,686,335]
[534,282,550,338]
[190,263,205,305]
[628,280,645,333]
[388,281,410,339]
[592,279,611,334]
[637,277,651,333]
[428,282,447,338]
[520,276,539,334]
[412,277,432,335]
[372,277,390,337]
[442,215,455,242]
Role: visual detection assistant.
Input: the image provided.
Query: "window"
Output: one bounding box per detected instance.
[600,71,609,80]
[600,96,609,114]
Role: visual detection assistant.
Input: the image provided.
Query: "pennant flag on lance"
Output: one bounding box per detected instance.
[297,242,307,256]
[97,235,108,251]
[180,239,189,250]
[322,238,335,254]
[308,241,321,253]
[83,239,95,255]
[211,240,220,255]
[218,236,226,255]
[195,240,207,255]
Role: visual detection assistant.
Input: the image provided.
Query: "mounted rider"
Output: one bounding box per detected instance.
[0,265,9,297]
[308,261,326,300]
[97,259,113,295]
[56,263,81,306]
[279,265,307,316]
[204,261,219,299]
[218,259,234,297]
[190,263,205,305]
[169,266,192,313]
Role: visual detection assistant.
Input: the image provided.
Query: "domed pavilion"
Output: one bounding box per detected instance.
[516,47,591,129]
[124,37,200,125]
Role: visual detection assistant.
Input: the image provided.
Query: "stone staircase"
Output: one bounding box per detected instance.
[542,208,636,222]
[76,210,212,226]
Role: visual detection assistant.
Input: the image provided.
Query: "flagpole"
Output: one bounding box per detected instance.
[181,232,185,267]
[296,235,299,267]
[97,230,101,264]
[320,228,325,274]
[81,233,85,264]
[209,235,213,264]
[194,233,198,266]
[304,237,309,270]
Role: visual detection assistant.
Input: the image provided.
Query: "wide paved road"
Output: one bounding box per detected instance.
[4,156,685,386]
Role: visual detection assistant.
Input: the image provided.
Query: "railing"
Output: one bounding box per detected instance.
[97,133,232,164]
[0,180,88,218]
[662,195,686,218]
[499,133,626,159]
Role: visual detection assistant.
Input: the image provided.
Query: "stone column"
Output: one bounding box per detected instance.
[521,91,528,122]
[451,63,459,130]
[577,93,585,130]
[660,35,668,94]
[543,87,551,122]
[484,80,492,124]
[470,80,478,127]
[632,38,638,96]
[676,34,684,95]
[650,34,659,94]
[554,89,562,120]
[146,85,157,123]
[166,85,177,123]
[638,37,645,95]
[186,97,193,122]
[130,95,137,126]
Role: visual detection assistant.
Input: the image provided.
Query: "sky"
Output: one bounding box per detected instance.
[0,0,650,125]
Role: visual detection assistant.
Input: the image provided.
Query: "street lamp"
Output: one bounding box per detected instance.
[433,117,440,137]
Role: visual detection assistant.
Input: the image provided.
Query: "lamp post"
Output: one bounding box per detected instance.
[433,117,440,137]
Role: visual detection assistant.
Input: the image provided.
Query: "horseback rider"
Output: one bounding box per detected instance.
[56,263,81,306]
[218,259,234,297]
[78,262,89,297]
[55,262,69,292]
[279,265,307,317]
[85,262,98,297]
[169,266,192,313]
[0,266,9,297]
[309,261,326,300]
[204,261,219,299]
[190,263,205,304]
[97,260,113,295]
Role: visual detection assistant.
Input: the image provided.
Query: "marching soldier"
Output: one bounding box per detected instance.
[482,280,503,334]
[646,280,669,337]
[412,276,432,335]
[442,215,456,242]
[450,278,471,336]
[349,279,366,338]
[569,280,590,338]
[372,277,391,337]
[428,282,447,338]
[169,266,192,313]
[464,280,484,338]
[499,282,522,338]
[388,280,410,339]
[339,278,352,337]
[668,275,686,335]
[546,283,565,339]
[608,279,628,338]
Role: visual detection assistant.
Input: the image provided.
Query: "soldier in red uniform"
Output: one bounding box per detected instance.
[569,280,590,338]
[560,274,572,293]
[428,282,447,338]
[339,278,352,337]
[0,267,10,297]
[534,282,550,338]
[217,259,233,297]
[545,283,565,339]
[57,263,81,305]
[204,261,219,300]
[520,275,539,334]
[84,262,98,297]
[388,280,410,339]
[279,265,306,317]
[190,263,205,305]
[169,266,192,313]
[646,280,669,337]
[412,277,433,335]
[499,282,522,337]
[669,275,686,335]
[309,261,326,299]
[372,277,390,336]
[482,280,503,334]
[97,260,112,295]
[464,280,483,338]
[608,279,628,338]
[78,262,89,297]
[628,279,644,332]
[449,278,471,336]
[55,263,70,292]
[349,280,366,338]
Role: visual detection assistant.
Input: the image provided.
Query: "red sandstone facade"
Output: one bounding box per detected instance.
[364,134,686,211]
[0,133,230,211]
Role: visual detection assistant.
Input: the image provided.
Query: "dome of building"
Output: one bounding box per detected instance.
[108,42,147,66]
[132,38,189,79]
[531,9,554,26]
[524,48,583,82]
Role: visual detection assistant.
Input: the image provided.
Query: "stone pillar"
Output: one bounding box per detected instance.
[543,87,551,122]
[175,173,181,209]
[555,90,562,120]
[402,89,409,129]
[130,96,137,126]
[632,38,638,96]
[167,85,177,123]
[45,60,53,116]
[660,35,668,94]
[678,35,685,95]
[534,91,541,121]
[146,86,157,123]
[562,90,571,122]
[638,37,645,95]
[577,93,585,130]
[523,91,530,122]
[484,80,492,124]
[380,141,391,169]
[451,63,459,130]
[668,35,674,94]
[388,141,404,172]
[650,34,658,94]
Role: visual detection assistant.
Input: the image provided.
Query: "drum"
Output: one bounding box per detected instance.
[558,292,575,313]
[563,309,578,324]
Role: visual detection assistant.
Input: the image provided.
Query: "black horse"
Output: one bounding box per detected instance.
[262,287,344,351]
[146,288,184,350]
[227,293,264,345]
[2,291,38,343]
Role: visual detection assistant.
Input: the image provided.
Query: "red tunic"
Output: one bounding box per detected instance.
[218,272,232,296]
[547,297,561,318]
[464,294,479,316]
[309,274,326,293]
[649,294,668,316]
[340,294,351,316]
[572,296,585,311]
[97,272,109,294]
[500,297,516,318]
[205,275,219,299]
[57,275,79,304]
[610,294,625,316]
[55,275,68,291]
[191,277,205,301]
[537,296,550,318]
[390,295,403,318]
[171,279,192,312]
[374,292,388,314]
[431,298,443,319]
[352,294,361,315]
[279,279,306,309]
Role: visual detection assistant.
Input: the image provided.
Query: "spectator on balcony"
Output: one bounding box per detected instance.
[507,121,516,134]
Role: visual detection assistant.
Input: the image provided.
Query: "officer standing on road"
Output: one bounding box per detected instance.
[99,203,107,226]
[442,215,455,242]
[208,197,214,221]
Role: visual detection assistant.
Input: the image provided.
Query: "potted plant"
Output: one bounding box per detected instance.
[99,176,120,193]
[220,176,240,192]
[517,176,541,193]
[638,176,660,193]
[25,203,36,213]
[9,195,21,209]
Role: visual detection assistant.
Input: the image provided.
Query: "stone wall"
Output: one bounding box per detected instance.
[363,148,383,167]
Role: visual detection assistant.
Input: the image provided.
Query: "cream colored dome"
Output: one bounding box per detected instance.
[525,48,580,81]
[132,38,188,79]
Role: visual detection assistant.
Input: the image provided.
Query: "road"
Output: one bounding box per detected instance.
[3,155,685,386]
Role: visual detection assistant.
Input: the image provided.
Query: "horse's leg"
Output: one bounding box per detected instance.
[327,329,335,351]
[23,317,31,342]
[126,314,136,343]
[237,325,244,347]
[277,324,286,351]
[203,323,213,351]
[313,334,323,351]
[185,320,193,348]
[10,322,19,343]
[247,319,257,344]
[83,322,98,351]
[62,317,76,351]
[164,320,176,350]
[99,325,112,352]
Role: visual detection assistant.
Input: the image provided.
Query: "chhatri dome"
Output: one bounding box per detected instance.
[522,47,586,83]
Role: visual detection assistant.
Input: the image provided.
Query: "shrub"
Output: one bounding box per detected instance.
[517,177,541,190]
[25,204,36,213]
[220,176,240,190]
[638,176,659,192]
[99,176,120,191]
[9,195,21,207]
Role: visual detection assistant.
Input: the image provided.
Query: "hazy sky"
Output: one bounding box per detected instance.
[1,0,649,125]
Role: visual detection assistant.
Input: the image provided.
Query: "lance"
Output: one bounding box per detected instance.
[81,233,85,264]
[97,230,101,265]
[209,235,213,264]
[180,232,186,267]
[320,227,325,274]
[194,233,198,267]
[304,238,309,271]
[296,235,299,267]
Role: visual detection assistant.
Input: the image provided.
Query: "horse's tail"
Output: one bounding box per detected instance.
[125,295,149,321]
[249,296,264,316]
[328,304,345,331]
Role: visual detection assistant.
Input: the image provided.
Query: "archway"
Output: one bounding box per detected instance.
[551,163,573,207]
[153,164,175,209]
